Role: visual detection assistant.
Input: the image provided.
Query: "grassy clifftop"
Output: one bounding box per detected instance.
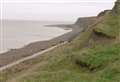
[93,0,120,38]
[1,0,120,82]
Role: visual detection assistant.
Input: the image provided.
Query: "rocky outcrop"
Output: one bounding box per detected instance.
[112,0,120,14]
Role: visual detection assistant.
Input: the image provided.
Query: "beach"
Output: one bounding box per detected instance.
[0,20,82,67]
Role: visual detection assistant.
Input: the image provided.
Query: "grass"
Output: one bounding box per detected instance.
[93,1,120,38]
[0,1,120,82]
[74,43,120,71]
[93,12,119,38]
[14,43,120,82]
[2,28,119,82]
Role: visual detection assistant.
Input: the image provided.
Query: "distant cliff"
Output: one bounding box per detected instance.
[75,0,120,38]
[1,1,120,82]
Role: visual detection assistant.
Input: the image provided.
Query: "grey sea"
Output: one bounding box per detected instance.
[0,20,71,53]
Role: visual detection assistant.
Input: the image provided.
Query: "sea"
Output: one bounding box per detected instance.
[0,20,72,53]
[0,1,115,53]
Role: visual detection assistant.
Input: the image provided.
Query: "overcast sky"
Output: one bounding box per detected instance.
[1,0,117,22]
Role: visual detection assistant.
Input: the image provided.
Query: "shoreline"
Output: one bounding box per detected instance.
[0,26,72,54]
[0,42,67,71]
[0,22,83,67]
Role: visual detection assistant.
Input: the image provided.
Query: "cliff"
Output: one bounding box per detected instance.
[75,0,120,38]
[1,0,120,82]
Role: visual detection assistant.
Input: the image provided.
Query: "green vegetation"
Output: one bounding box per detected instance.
[74,44,120,72]
[0,0,120,82]
[94,1,120,38]
[16,43,120,82]
[93,12,119,38]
